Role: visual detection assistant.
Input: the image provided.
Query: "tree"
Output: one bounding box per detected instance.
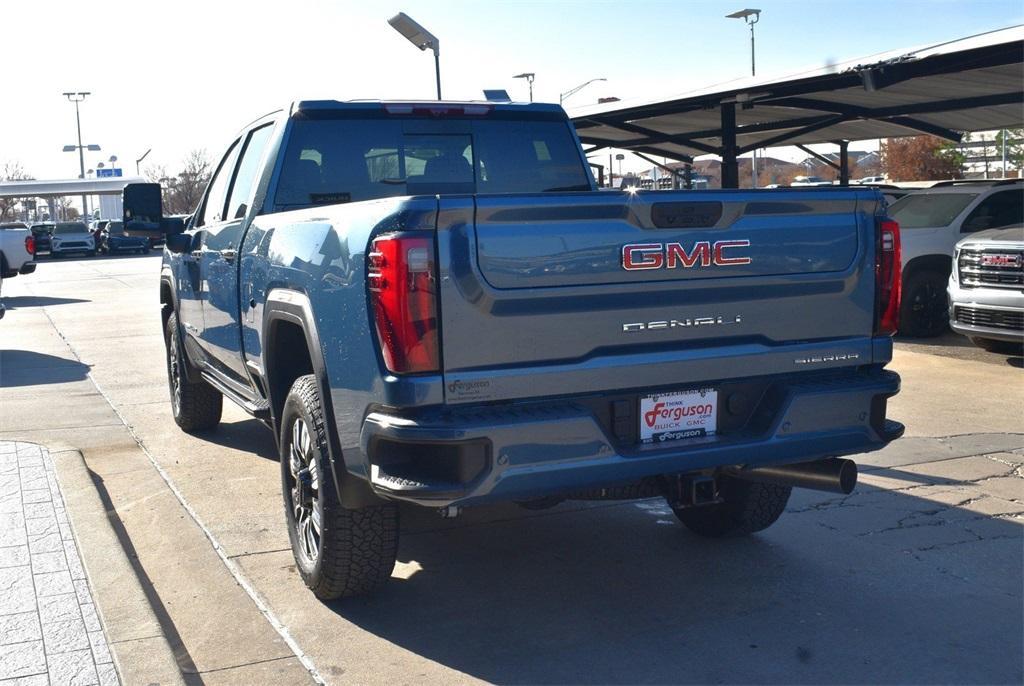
[881,136,964,181]
[0,161,33,221]
[55,197,78,221]
[144,150,213,215]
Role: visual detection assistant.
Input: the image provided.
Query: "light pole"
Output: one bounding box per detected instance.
[727,10,761,187]
[388,12,442,99]
[513,73,535,102]
[136,149,151,175]
[726,9,761,77]
[560,78,606,105]
[63,91,95,217]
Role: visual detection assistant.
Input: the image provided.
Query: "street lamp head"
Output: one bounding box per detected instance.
[87,144,101,151]
[726,8,760,22]
[62,145,76,152]
[513,73,535,81]
[388,12,438,52]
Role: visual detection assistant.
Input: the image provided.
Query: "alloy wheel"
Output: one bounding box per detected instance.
[288,418,321,565]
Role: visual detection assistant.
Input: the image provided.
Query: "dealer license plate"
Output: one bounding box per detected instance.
[639,388,718,444]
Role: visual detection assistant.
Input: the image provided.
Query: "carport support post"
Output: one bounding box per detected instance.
[837,140,850,186]
[720,103,739,189]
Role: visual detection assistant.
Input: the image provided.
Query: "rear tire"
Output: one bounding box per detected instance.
[280,374,398,600]
[899,270,948,338]
[970,337,1023,356]
[164,311,222,432]
[671,477,791,538]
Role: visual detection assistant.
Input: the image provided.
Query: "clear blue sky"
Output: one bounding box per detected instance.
[2,0,1021,179]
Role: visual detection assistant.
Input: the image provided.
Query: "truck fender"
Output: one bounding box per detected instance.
[159,270,201,385]
[262,289,382,509]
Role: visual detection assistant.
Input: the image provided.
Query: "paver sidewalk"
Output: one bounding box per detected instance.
[0,441,118,685]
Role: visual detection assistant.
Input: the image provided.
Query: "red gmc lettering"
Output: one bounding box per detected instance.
[666,241,711,268]
[622,243,663,270]
[713,240,752,265]
[623,240,751,271]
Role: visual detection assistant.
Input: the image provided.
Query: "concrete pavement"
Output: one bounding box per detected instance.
[0,254,1021,684]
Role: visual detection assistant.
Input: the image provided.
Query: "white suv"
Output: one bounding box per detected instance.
[948,226,1024,355]
[887,180,1023,337]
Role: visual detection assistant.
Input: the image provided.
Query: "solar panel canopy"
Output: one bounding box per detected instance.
[571,26,1024,163]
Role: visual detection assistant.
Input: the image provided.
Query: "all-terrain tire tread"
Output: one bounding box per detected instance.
[285,375,398,600]
[165,312,222,432]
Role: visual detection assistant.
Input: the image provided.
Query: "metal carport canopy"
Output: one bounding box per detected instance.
[571,25,1024,187]
[0,177,146,199]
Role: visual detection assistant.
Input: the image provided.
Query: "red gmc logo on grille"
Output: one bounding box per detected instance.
[980,253,1022,267]
[622,240,752,271]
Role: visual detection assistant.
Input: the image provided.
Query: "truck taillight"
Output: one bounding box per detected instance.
[367,234,440,374]
[875,219,901,336]
[25,235,35,256]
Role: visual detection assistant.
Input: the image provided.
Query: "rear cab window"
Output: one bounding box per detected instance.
[888,192,979,229]
[273,109,591,210]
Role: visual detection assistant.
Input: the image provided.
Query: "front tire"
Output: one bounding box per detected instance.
[164,311,222,432]
[280,374,398,600]
[671,477,791,538]
[899,270,948,338]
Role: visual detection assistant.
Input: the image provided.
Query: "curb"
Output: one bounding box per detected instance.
[50,446,185,686]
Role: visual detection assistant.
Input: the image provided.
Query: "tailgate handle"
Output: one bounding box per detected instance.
[651,201,723,228]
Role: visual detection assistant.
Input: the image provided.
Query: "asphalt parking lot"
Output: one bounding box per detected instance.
[2,254,1022,685]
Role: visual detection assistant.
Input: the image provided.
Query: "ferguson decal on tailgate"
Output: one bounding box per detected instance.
[622,240,751,271]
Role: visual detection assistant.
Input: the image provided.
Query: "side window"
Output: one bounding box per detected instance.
[225,124,275,221]
[197,139,241,227]
[961,190,1024,232]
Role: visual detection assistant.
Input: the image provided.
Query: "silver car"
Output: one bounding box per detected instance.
[50,222,96,257]
[948,225,1024,354]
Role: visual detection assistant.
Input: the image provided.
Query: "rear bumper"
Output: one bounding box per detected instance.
[359,368,902,507]
[19,261,36,275]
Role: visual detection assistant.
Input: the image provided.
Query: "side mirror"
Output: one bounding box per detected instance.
[123,183,165,239]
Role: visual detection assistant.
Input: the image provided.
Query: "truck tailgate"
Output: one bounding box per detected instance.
[436,190,880,404]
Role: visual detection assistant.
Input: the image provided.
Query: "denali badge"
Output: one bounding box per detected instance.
[794,353,860,365]
[622,240,751,271]
[623,315,742,332]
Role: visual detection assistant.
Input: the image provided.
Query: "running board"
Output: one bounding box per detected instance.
[200,370,272,421]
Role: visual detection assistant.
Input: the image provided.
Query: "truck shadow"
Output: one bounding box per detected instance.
[0,350,91,387]
[2,296,90,309]
[326,472,1023,684]
[194,418,278,461]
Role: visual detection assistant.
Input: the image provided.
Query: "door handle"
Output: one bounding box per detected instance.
[190,250,203,259]
[220,248,237,261]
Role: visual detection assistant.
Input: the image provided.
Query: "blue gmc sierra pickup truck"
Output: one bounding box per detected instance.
[124,101,904,599]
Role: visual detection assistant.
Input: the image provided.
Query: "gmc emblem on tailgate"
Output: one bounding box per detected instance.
[622,240,751,271]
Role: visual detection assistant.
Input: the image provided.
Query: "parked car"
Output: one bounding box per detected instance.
[789,175,833,187]
[948,225,1024,355]
[30,223,55,255]
[0,221,37,277]
[50,222,96,257]
[887,180,1023,337]
[855,176,887,184]
[100,220,150,254]
[124,100,903,600]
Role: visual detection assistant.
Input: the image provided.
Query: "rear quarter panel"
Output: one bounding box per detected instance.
[238,196,441,481]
